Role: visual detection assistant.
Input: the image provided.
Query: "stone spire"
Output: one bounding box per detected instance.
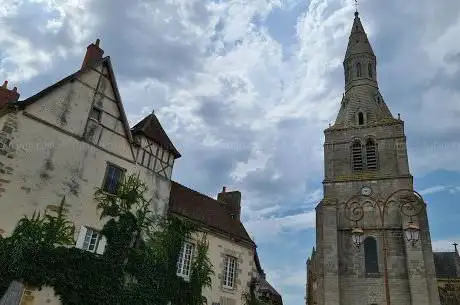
[343,11,377,91]
[333,11,394,128]
[345,12,375,59]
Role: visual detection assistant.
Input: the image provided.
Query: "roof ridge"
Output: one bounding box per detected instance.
[171,180,220,203]
[169,181,255,245]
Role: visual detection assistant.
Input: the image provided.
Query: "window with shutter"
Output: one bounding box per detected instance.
[75,226,106,254]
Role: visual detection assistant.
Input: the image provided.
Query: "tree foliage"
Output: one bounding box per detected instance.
[0,174,213,305]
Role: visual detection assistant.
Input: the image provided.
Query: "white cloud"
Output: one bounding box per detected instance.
[267,268,306,288]
[418,185,460,196]
[4,2,460,305]
[245,211,316,242]
[419,185,449,196]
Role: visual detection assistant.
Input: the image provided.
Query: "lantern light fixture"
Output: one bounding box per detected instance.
[404,221,420,246]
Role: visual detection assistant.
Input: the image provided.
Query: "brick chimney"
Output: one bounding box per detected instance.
[217,186,242,221]
[0,80,20,107]
[81,39,104,69]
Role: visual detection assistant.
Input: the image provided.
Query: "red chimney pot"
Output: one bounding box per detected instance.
[81,38,104,69]
[0,80,20,107]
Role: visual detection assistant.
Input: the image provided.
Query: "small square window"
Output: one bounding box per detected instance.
[76,226,106,254]
[90,107,102,122]
[102,163,125,194]
[83,228,101,252]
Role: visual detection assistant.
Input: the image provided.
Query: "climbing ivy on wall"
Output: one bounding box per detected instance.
[0,174,214,305]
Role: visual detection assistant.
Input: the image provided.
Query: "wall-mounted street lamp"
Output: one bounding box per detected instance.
[351,227,364,248]
[404,221,420,246]
[345,188,425,305]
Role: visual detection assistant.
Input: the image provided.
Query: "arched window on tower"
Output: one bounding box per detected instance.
[366,139,378,170]
[351,140,363,171]
[356,63,362,77]
[368,63,373,78]
[364,237,379,273]
[358,112,364,125]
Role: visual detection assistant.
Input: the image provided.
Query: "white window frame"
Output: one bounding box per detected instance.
[177,241,195,280]
[75,226,107,255]
[223,255,237,289]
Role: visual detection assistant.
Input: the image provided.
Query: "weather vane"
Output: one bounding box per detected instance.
[354,0,359,13]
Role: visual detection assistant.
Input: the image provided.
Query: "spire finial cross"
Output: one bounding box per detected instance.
[354,0,359,12]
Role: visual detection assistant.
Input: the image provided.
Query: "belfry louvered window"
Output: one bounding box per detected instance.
[352,140,363,171]
[368,63,373,78]
[366,139,378,170]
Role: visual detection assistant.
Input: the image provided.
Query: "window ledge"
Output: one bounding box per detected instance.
[221,286,236,294]
[365,272,381,278]
[177,274,191,282]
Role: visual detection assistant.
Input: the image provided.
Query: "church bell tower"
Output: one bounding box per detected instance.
[306,11,441,305]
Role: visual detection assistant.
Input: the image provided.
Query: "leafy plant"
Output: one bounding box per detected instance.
[0,174,214,305]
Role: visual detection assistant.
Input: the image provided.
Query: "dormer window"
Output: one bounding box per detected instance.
[358,112,364,125]
[356,63,362,77]
[368,63,373,78]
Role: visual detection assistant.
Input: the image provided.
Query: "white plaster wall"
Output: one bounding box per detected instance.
[0,63,173,305]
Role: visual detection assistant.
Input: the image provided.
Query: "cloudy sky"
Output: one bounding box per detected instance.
[2,0,460,304]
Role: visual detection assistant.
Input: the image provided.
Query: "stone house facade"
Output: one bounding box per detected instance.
[0,40,280,305]
[306,11,441,305]
[169,183,283,305]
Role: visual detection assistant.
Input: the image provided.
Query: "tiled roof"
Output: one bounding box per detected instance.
[168,181,254,245]
[131,113,181,158]
[253,250,283,305]
[258,277,283,305]
[433,252,460,278]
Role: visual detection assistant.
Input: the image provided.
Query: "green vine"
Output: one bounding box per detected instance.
[0,174,214,305]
